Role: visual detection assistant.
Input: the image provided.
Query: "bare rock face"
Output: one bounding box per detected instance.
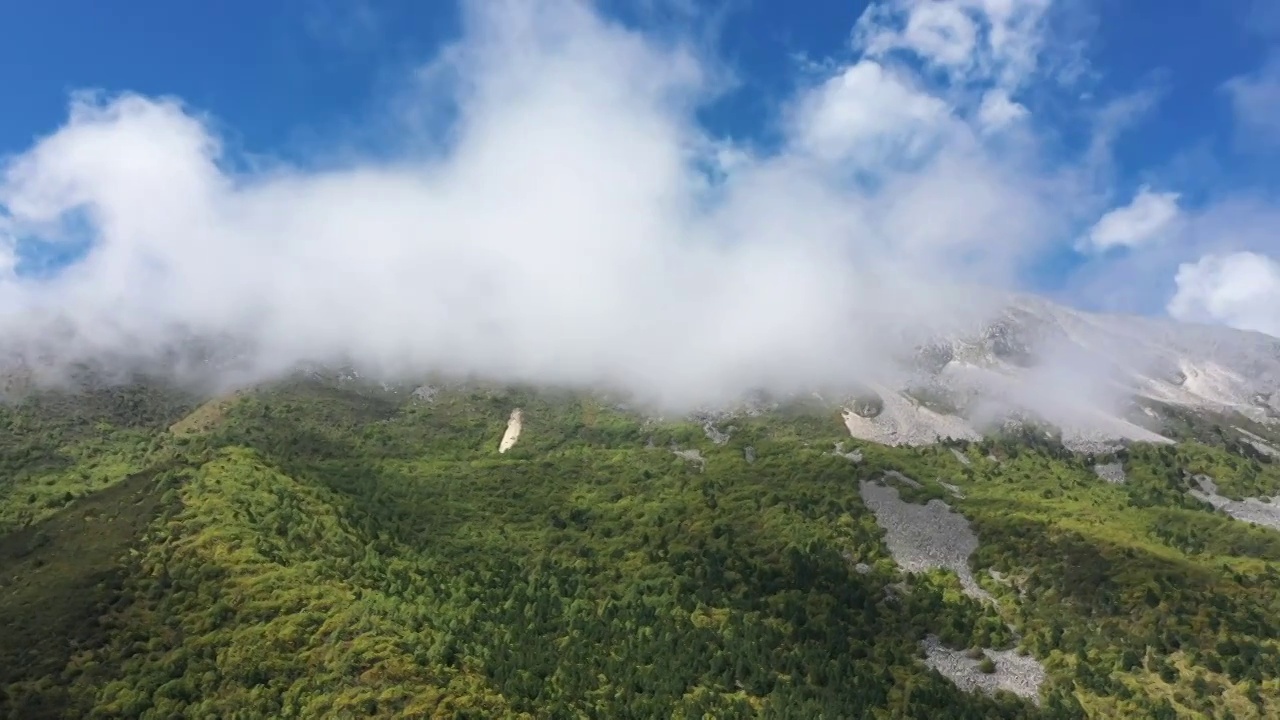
[910,342,955,376]
[1235,427,1280,458]
[917,295,1280,446]
[628,294,1280,453]
[498,409,523,453]
[981,312,1039,368]
[1257,392,1280,418]
[849,390,886,419]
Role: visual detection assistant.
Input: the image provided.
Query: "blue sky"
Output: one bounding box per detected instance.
[0,0,1279,382]
[3,1,1272,170]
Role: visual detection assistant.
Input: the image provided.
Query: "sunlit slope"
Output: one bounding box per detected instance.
[1,377,1279,718]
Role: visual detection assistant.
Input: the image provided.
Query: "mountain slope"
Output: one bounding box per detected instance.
[2,376,1280,718]
[823,295,1280,453]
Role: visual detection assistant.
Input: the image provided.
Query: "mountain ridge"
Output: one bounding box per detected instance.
[4,293,1278,457]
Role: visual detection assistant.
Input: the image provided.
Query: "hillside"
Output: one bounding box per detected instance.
[2,373,1280,718]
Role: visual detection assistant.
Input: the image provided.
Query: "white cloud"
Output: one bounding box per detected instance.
[867,1,979,71]
[2,0,1082,409]
[1060,193,1280,317]
[1225,53,1280,148]
[0,213,15,277]
[788,60,953,166]
[1079,185,1182,253]
[2,0,1213,408]
[855,0,1054,90]
[1168,252,1280,337]
[977,88,1028,131]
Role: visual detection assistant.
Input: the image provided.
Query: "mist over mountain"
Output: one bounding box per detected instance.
[1,0,1277,421]
[6,4,1280,719]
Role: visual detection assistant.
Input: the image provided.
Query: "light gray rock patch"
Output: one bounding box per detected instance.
[743,446,756,464]
[702,422,731,445]
[921,635,1045,705]
[411,385,439,403]
[1093,462,1126,484]
[884,471,922,489]
[672,448,706,471]
[829,442,864,463]
[1190,475,1280,530]
[951,448,972,466]
[1235,427,1280,459]
[858,479,993,604]
[840,386,980,447]
[940,481,965,498]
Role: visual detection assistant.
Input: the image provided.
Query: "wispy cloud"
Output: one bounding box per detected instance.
[1224,52,1280,150]
[1078,185,1182,253]
[1169,252,1280,336]
[302,0,383,51]
[855,0,1056,91]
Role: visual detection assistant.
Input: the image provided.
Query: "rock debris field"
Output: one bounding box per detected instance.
[1190,476,1280,530]
[859,477,1047,702]
[840,386,980,447]
[858,478,992,604]
[1092,462,1126,484]
[1235,427,1280,459]
[920,636,1046,704]
[671,447,706,471]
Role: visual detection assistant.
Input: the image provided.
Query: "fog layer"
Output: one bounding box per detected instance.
[0,1,1118,408]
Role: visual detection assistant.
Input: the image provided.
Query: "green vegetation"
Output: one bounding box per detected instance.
[0,381,196,532]
[1,376,1279,718]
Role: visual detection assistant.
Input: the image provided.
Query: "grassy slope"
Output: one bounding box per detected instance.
[2,378,1280,718]
[868,440,1280,718]
[0,467,171,718]
[0,382,197,533]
